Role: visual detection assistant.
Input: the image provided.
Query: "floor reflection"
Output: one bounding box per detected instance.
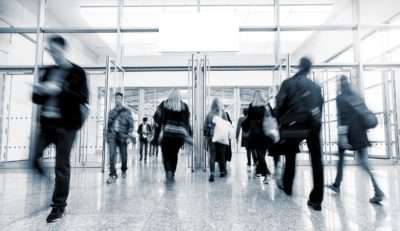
[0,153,399,230]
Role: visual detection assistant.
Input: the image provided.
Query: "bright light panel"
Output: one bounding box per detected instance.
[159,12,240,53]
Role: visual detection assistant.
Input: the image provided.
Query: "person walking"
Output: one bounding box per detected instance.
[137,117,152,162]
[243,90,272,184]
[327,75,384,204]
[274,57,324,211]
[106,92,134,184]
[153,89,192,182]
[31,35,89,223]
[236,108,256,171]
[204,98,231,182]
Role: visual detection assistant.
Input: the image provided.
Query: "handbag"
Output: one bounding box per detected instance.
[262,104,280,143]
[212,116,234,145]
[345,95,377,129]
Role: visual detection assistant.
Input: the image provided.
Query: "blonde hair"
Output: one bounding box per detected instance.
[251,90,267,107]
[210,98,223,114]
[165,89,183,111]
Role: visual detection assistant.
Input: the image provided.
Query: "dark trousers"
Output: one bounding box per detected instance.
[150,143,159,157]
[282,127,324,205]
[161,137,183,174]
[108,136,128,177]
[246,148,256,166]
[32,124,77,208]
[139,140,148,160]
[334,148,381,193]
[209,142,227,175]
[255,148,270,176]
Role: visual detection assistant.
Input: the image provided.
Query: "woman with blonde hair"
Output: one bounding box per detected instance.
[153,89,192,182]
[204,98,230,182]
[242,90,272,183]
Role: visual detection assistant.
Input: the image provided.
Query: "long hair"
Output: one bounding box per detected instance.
[210,98,223,114]
[164,89,183,111]
[251,90,267,107]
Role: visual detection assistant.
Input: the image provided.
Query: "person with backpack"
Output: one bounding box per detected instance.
[327,75,384,204]
[274,57,324,211]
[106,92,134,184]
[236,108,256,171]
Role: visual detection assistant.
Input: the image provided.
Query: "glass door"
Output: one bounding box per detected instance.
[0,73,34,163]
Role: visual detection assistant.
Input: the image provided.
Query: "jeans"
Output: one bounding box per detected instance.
[108,135,128,177]
[32,124,77,208]
[139,140,149,160]
[334,147,382,193]
[209,142,227,175]
[282,126,324,205]
[161,137,183,175]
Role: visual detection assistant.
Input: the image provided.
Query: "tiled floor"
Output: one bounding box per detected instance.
[0,153,399,231]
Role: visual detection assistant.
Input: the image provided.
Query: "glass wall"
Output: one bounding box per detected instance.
[1,0,400,165]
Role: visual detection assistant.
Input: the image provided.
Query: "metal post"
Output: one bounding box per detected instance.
[382,71,393,160]
[28,0,46,161]
[393,70,400,164]
[101,56,111,172]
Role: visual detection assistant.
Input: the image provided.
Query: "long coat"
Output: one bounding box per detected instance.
[337,94,370,150]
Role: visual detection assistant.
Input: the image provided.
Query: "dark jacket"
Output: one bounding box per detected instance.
[32,63,89,130]
[275,70,323,127]
[153,101,192,142]
[337,94,370,150]
[107,106,133,141]
[236,116,249,147]
[273,70,323,153]
[137,123,152,142]
[244,104,270,150]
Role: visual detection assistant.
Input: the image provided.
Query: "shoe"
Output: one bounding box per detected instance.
[46,207,65,223]
[106,175,117,184]
[370,192,384,204]
[209,175,215,182]
[277,180,292,196]
[121,172,127,179]
[166,171,174,182]
[255,173,262,178]
[247,165,251,172]
[263,176,270,184]
[307,200,322,211]
[326,184,340,193]
[220,172,226,177]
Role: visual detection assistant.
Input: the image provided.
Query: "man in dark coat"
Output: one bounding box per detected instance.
[31,35,89,223]
[274,57,324,211]
[137,117,152,162]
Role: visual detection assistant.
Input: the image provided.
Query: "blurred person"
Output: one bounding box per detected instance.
[137,117,152,162]
[31,35,89,223]
[242,90,272,184]
[274,57,324,211]
[106,92,134,184]
[223,105,233,164]
[204,98,230,182]
[149,122,160,158]
[153,89,192,182]
[327,75,384,204]
[236,108,256,171]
